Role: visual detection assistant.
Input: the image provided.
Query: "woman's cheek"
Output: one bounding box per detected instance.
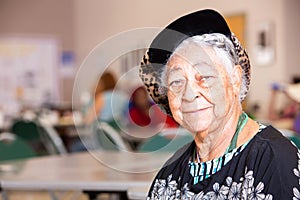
[169,95,183,123]
[211,84,227,116]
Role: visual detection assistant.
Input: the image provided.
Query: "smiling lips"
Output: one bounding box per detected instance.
[182,106,213,113]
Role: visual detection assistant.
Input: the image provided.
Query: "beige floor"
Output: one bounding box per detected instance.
[0,191,113,200]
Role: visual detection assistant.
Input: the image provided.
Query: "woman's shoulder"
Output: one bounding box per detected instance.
[252,125,299,163]
[255,125,296,146]
[251,125,300,197]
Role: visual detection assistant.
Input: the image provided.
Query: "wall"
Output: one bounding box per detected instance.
[284,0,300,81]
[0,0,75,102]
[0,0,74,49]
[73,0,300,119]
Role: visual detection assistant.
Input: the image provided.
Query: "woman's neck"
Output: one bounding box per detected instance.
[194,109,243,162]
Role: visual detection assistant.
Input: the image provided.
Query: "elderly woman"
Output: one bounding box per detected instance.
[139,9,300,199]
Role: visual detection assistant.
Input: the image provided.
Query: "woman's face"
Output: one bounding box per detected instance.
[166,42,241,133]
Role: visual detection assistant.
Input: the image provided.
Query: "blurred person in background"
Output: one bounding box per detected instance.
[71,71,127,152]
[82,71,127,125]
[268,81,300,133]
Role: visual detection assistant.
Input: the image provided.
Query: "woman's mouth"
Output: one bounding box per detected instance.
[182,106,213,113]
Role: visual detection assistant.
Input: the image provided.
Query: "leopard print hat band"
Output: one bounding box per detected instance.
[139,9,251,115]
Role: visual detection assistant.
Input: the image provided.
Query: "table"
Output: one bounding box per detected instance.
[0,151,172,199]
[127,186,149,200]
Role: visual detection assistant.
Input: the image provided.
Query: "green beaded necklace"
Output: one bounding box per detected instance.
[225,112,249,154]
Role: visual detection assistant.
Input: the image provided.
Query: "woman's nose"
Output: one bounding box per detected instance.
[182,82,199,102]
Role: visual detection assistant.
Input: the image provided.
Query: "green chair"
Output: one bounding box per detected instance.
[37,124,67,154]
[0,132,37,161]
[289,135,300,149]
[10,119,67,155]
[0,133,68,200]
[138,132,193,152]
[10,119,46,155]
[95,121,131,151]
[11,119,47,143]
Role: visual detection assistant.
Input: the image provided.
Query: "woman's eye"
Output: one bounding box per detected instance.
[169,79,185,92]
[199,75,211,81]
[199,76,214,85]
[171,80,183,86]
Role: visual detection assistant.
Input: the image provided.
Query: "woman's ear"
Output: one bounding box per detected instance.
[231,64,243,96]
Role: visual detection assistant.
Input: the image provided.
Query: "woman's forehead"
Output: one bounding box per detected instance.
[166,47,224,76]
[167,43,219,67]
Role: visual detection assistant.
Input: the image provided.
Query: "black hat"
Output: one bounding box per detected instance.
[148,9,232,66]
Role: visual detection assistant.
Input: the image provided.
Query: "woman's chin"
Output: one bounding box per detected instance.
[181,111,213,132]
[182,120,212,134]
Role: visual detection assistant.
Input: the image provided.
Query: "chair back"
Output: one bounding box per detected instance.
[96,121,130,151]
[11,120,40,141]
[10,119,47,155]
[138,131,193,152]
[37,123,67,154]
[289,135,300,149]
[0,132,37,161]
[11,119,67,155]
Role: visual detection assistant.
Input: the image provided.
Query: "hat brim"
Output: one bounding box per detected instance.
[148,9,232,65]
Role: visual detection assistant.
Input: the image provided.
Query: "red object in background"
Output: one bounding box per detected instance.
[129,104,178,128]
[129,106,151,126]
[165,115,179,128]
[128,86,178,128]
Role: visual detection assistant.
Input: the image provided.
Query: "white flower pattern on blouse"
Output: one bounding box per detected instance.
[147,167,274,200]
[148,127,300,200]
[293,149,300,200]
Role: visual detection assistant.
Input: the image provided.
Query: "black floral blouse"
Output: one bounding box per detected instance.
[147,125,300,199]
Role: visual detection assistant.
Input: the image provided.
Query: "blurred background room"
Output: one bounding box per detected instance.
[0,0,299,199]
